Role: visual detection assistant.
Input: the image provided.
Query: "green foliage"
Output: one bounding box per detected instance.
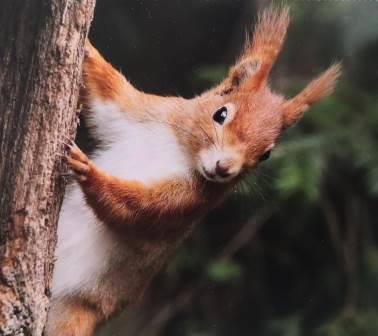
[192,64,229,88]
[206,259,243,283]
[272,136,325,202]
[313,311,378,336]
[266,316,301,336]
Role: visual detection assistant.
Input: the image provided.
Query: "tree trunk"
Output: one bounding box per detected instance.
[0,0,95,334]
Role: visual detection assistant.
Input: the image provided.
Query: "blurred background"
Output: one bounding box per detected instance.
[86,1,378,335]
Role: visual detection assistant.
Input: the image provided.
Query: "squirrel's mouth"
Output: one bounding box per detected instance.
[196,147,242,183]
[198,165,238,184]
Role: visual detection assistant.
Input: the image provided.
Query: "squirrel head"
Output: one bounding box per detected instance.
[174,6,341,183]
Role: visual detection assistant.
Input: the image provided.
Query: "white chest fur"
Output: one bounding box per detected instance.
[52,100,190,298]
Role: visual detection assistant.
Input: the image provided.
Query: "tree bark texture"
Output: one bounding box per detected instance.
[0,1,95,335]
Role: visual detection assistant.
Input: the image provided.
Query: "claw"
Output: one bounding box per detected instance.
[84,48,90,59]
[65,142,74,150]
[58,172,72,178]
[61,135,75,148]
[64,142,91,183]
[69,144,88,163]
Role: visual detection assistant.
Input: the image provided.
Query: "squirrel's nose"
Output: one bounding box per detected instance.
[215,160,231,178]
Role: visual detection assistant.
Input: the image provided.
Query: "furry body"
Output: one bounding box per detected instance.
[48,91,229,335]
[47,7,340,335]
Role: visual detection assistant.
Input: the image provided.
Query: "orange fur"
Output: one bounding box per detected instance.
[222,6,289,93]
[53,6,341,335]
[82,40,125,102]
[282,63,342,126]
[49,301,98,336]
[83,40,185,122]
[68,143,230,241]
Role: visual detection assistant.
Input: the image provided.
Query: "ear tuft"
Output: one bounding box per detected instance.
[247,5,290,64]
[229,58,261,87]
[232,6,290,90]
[282,63,342,127]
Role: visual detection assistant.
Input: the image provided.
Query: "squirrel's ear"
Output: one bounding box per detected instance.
[281,63,342,128]
[222,6,289,95]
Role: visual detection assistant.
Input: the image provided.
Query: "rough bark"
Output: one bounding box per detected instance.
[0,0,95,335]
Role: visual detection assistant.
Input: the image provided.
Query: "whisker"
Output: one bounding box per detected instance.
[239,181,251,218]
[255,167,273,180]
[253,168,274,191]
[235,180,256,221]
[221,123,225,150]
[196,99,219,148]
[198,123,215,146]
[242,181,256,202]
[249,174,267,201]
[211,119,220,148]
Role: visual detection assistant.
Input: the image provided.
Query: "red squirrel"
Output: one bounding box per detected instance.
[47,7,340,335]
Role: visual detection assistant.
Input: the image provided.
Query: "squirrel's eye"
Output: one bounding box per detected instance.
[259,150,271,162]
[213,106,228,125]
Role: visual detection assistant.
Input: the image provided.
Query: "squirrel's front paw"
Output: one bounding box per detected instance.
[66,142,91,182]
[84,39,95,59]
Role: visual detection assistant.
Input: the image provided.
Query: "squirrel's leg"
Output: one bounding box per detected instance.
[66,143,197,229]
[82,40,127,103]
[82,40,145,142]
[46,300,97,336]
